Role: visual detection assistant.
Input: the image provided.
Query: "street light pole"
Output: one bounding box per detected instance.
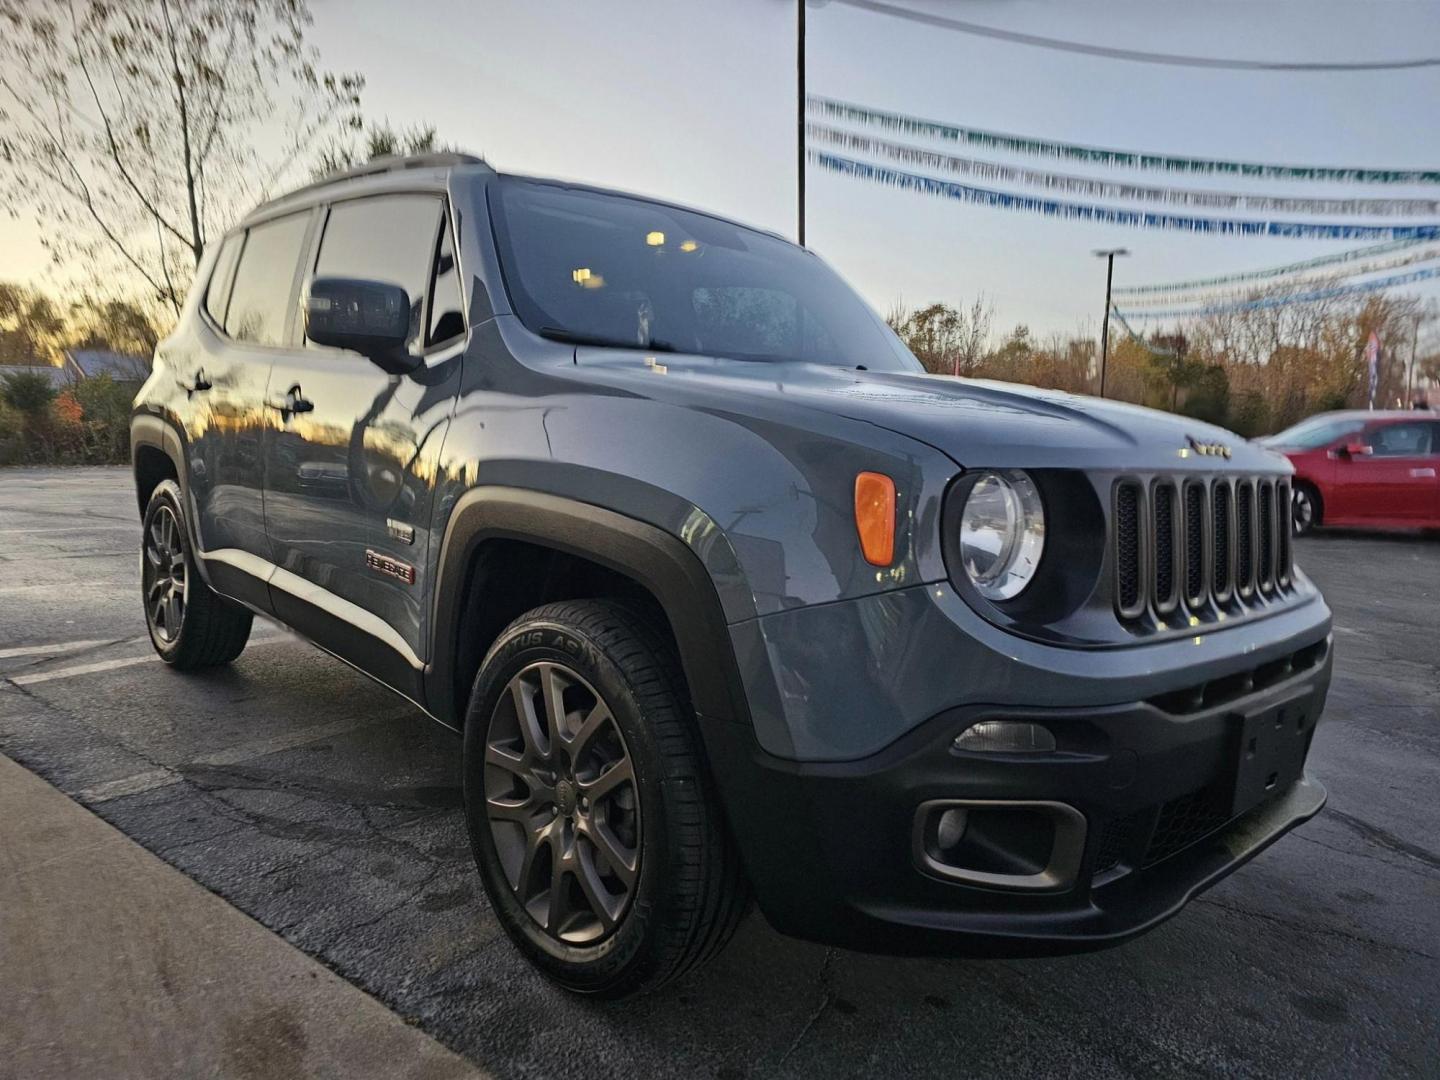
[1093,248,1129,397]
[797,0,806,246]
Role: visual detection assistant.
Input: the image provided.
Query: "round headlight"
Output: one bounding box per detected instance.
[958,470,1045,601]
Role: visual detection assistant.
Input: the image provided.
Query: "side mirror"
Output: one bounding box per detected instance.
[305,277,419,374]
[1341,441,1372,458]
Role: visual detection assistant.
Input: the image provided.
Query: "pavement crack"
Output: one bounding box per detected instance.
[1292,831,1434,882]
[1193,896,1438,962]
[1324,808,1440,873]
[775,948,837,1071]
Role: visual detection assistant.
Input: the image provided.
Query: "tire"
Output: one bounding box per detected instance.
[141,479,253,669]
[462,599,749,997]
[1291,482,1321,537]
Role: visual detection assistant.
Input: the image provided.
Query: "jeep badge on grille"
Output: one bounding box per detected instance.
[1187,436,1232,459]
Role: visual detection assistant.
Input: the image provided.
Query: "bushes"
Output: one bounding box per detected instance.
[0,372,136,465]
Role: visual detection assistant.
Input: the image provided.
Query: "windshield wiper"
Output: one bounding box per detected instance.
[538,326,678,353]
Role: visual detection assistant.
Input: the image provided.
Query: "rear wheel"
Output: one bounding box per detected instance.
[462,600,748,997]
[1291,482,1321,537]
[141,480,253,669]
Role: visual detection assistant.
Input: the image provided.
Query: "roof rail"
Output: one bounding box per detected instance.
[283,152,490,201]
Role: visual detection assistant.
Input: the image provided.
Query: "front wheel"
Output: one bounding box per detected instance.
[462,600,749,997]
[141,479,253,669]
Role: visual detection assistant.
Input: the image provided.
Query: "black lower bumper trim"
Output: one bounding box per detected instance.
[698,654,1331,956]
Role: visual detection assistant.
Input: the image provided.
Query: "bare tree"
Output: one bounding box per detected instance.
[0,0,363,315]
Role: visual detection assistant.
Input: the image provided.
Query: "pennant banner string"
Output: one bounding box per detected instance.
[809,150,1440,240]
[1120,245,1440,308]
[808,124,1440,218]
[1115,265,1440,319]
[808,97,1440,185]
[1114,238,1429,295]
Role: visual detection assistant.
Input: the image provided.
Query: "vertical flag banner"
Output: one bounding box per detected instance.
[1366,332,1381,408]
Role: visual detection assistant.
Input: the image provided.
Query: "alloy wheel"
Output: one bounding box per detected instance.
[484,662,640,945]
[143,505,187,642]
[1292,487,1315,534]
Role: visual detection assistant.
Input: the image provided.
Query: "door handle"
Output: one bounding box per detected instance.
[267,385,314,419]
[1410,467,1436,478]
[184,370,212,395]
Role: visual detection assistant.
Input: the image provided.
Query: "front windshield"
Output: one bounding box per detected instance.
[1266,416,1365,449]
[490,177,920,372]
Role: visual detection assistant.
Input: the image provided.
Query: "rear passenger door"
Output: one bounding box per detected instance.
[187,210,314,609]
[260,192,465,699]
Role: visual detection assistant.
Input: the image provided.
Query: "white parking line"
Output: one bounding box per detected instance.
[6,634,293,687]
[0,524,137,535]
[77,714,397,803]
[0,638,117,660]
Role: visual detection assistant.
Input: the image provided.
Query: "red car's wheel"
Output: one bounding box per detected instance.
[1292,482,1321,536]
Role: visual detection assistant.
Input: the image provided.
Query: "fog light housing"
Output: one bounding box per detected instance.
[913,799,1087,891]
[953,721,1056,753]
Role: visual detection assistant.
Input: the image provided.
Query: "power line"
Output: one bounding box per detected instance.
[829,0,1440,72]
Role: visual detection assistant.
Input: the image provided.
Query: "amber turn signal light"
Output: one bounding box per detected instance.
[854,471,896,566]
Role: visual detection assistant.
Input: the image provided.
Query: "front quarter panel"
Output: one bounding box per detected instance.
[431,318,958,623]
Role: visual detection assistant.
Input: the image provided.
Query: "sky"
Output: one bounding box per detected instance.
[3,0,1437,344]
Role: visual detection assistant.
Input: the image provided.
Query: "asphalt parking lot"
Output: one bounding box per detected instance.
[1,466,1436,1079]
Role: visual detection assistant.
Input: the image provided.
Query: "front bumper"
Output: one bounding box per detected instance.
[702,634,1332,956]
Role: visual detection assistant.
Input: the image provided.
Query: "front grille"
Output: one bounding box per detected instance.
[1212,483,1231,600]
[1183,483,1205,606]
[1115,483,1142,616]
[1276,480,1292,587]
[1114,474,1295,626]
[1236,482,1255,596]
[1258,481,1275,593]
[1092,809,1147,875]
[1142,787,1232,868]
[1152,483,1178,613]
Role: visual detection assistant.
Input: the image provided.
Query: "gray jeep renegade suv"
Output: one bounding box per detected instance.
[131,153,1332,996]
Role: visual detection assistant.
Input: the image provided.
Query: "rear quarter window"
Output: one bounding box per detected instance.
[203,234,242,327]
[224,212,312,347]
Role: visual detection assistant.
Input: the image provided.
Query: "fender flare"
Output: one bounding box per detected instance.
[130,412,188,499]
[425,486,752,733]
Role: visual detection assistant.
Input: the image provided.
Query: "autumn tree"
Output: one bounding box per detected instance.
[312,121,455,179]
[0,283,66,364]
[889,297,992,376]
[0,0,363,314]
[66,295,160,358]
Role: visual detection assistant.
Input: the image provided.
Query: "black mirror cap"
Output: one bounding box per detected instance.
[305,277,419,373]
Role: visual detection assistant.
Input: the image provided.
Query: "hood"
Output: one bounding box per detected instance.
[574,350,1291,475]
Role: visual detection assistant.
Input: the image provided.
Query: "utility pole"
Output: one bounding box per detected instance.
[797,0,807,246]
[1405,312,1420,407]
[1093,248,1129,397]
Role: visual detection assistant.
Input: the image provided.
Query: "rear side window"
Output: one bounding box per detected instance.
[225,213,311,346]
[1367,422,1434,456]
[312,194,444,354]
[203,234,242,326]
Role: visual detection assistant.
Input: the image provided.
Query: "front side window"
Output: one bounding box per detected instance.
[1267,417,1365,450]
[312,194,444,355]
[427,214,465,347]
[224,212,312,346]
[1366,422,1433,456]
[489,178,919,371]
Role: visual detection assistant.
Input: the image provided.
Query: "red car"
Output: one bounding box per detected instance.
[1260,411,1440,534]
